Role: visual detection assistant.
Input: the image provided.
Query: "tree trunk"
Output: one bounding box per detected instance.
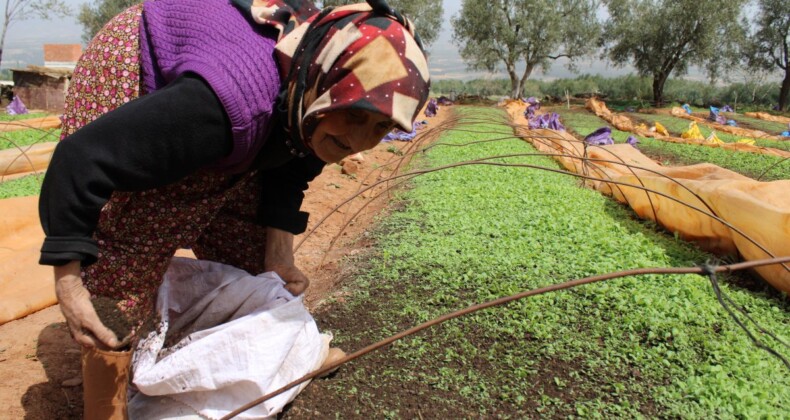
[652,73,668,107]
[508,68,519,99]
[779,69,790,111]
[0,21,8,71]
[517,62,535,100]
[509,84,519,99]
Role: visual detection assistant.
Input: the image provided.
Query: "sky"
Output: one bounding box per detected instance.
[4,0,667,81]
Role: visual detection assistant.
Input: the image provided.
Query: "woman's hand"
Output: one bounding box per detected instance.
[268,263,310,296]
[265,227,310,295]
[54,261,120,349]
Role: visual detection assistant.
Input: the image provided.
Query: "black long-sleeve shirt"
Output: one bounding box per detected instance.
[39,73,325,266]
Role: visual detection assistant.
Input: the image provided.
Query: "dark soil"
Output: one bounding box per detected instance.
[281,255,664,418]
[91,297,132,343]
[282,293,480,418]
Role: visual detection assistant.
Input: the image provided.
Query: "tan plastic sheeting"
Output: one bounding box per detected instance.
[0,116,62,132]
[0,196,55,325]
[507,102,790,293]
[744,112,790,125]
[586,99,790,159]
[0,142,56,178]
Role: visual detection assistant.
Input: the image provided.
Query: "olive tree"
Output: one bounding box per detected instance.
[318,0,443,48]
[451,0,600,99]
[1,0,69,69]
[602,0,747,106]
[743,0,790,110]
[78,0,140,43]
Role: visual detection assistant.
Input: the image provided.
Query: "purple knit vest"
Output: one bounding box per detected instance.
[139,0,282,173]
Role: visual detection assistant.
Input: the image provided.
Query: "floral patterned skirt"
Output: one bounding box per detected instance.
[62,5,268,334]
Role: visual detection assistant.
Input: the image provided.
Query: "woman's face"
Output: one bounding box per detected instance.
[309,109,397,163]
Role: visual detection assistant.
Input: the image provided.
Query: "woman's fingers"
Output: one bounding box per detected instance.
[63,299,121,349]
[55,263,121,349]
[68,322,99,348]
[84,317,121,349]
[271,264,310,296]
[284,276,310,296]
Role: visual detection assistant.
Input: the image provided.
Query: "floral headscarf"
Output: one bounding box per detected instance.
[232,0,431,156]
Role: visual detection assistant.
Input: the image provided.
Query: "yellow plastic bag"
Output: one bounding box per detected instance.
[681,122,704,140]
[705,132,724,144]
[653,122,669,136]
[737,138,756,145]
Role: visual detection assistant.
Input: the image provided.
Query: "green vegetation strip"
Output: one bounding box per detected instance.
[556,108,790,181]
[727,114,789,134]
[306,107,789,417]
[0,173,44,199]
[0,127,58,198]
[0,128,60,151]
[626,112,789,151]
[0,112,49,122]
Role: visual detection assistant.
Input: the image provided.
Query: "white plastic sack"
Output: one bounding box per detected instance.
[129,257,330,419]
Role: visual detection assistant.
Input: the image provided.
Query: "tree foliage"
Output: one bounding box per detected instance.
[78,0,140,44]
[318,0,442,48]
[431,75,781,109]
[601,0,747,106]
[744,0,790,110]
[450,0,600,99]
[1,0,70,69]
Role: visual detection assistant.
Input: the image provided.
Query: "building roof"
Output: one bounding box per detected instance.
[11,65,73,79]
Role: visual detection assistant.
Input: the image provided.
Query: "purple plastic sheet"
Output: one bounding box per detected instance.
[584,127,614,146]
[527,115,541,129]
[721,105,734,112]
[547,113,565,131]
[382,129,416,142]
[6,96,28,115]
[626,135,640,147]
[424,98,438,117]
[524,96,541,119]
[381,121,427,142]
[524,105,536,119]
[708,106,726,124]
[528,112,565,131]
[526,96,540,110]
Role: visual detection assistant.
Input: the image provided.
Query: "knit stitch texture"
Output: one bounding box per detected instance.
[140,0,282,173]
